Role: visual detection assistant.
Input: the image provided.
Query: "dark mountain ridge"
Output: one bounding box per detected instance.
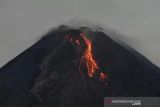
[0,26,160,107]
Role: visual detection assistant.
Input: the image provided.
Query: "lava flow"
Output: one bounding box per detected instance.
[65,32,108,81]
[79,32,98,77]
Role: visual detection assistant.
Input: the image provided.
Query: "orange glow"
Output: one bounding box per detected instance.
[79,32,98,77]
[100,72,107,81]
[65,32,108,81]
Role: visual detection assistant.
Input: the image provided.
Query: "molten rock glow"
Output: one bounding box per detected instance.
[65,32,107,81]
[79,33,98,77]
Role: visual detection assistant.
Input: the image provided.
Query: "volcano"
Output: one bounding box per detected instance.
[0,26,160,107]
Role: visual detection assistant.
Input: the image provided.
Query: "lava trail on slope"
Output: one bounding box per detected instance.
[0,26,160,107]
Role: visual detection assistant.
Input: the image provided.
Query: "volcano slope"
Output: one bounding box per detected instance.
[0,26,160,107]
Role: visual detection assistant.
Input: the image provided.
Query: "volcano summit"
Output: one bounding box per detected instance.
[0,26,160,107]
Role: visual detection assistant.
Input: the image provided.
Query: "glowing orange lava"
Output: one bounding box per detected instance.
[65,32,108,81]
[79,33,98,77]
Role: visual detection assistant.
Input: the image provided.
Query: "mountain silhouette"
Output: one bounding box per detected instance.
[0,26,160,107]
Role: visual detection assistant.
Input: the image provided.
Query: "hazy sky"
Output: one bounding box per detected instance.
[0,0,160,67]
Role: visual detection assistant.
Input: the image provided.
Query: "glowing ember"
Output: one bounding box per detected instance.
[75,40,81,46]
[100,72,108,81]
[79,33,98,77]
[65,32,108,81]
